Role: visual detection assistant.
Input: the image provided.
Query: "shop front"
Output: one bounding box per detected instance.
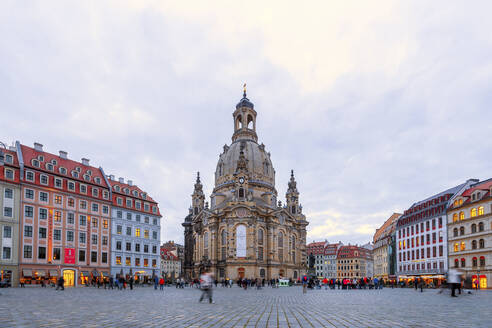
[398,275,445,288]
[62,269,76,287]
[0,267,18,287]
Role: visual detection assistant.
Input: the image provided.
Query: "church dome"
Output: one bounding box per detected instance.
[215,140,275,188]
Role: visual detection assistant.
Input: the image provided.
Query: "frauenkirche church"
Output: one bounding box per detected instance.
[183,88,309,280]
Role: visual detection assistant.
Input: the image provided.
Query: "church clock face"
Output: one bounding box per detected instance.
[239,177,245,184]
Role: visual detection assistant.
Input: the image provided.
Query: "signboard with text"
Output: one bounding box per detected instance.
[65,248,76,264]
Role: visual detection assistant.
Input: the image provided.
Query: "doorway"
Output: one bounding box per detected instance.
[63,270,75,287]
[238,268,245,279]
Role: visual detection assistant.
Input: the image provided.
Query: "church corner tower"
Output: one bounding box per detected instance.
[183,86,309,280]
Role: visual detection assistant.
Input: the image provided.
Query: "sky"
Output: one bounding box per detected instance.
[1,1,492,246]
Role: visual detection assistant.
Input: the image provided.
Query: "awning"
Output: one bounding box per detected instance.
[80,271,89,276]
[49,270,58,276]
[35,270,46,277]
[22,269,32,277]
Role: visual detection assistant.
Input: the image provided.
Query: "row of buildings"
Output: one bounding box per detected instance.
[373,179,491,289]
[306,241,373,280]
[0,141,162,287]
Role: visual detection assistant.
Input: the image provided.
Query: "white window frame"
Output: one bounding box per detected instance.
[25,170,35,182]
[40,174,49,185]
[54,177,63,189]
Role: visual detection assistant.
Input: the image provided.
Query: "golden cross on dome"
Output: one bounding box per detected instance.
[243,83,247,98]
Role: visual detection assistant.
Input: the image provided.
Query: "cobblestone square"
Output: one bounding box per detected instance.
[0,286,490,327]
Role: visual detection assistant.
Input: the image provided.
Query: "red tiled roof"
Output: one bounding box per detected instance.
[373,213,401,243]
[461,180,492,197]
[337,245,372,260]
[0,148,20,183]
[160,247,178,261]
[323,243,341,256]
[307,241,326,255]
[109,179,161,216]
[20,144,107,187]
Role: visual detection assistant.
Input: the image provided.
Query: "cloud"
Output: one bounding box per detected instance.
[1,0,492,246]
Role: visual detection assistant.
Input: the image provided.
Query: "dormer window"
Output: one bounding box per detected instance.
[5,154,13,164]
[124,188,129,195]
[51,159,57,166]
[84,174,91,182]
[472,194,476,201]
[59,167,67,175]
[38,155,44,162]
[71,171,79,178]
[114,185,120,192]
[75,167,81,173]
[32,159,40,168]
[46,163,54,171]
[94,177,101,184]
[86,170,92,176]
[133,190,138,197]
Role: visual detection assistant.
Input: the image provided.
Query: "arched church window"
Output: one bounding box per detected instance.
[278,231,284,262]
[258,229,264,245]
[221,229,227,260]
[236,225,247,257]
[194,207,198,215]
[236,115,243,130]
[247,114,254,129]
[291,205,296,214]
[238,188,245,198]
[204,232,209,258]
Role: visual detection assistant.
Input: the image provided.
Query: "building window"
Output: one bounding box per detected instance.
[144,244,149,253]
[117,198,123,206]
[54,211,62,222]
[39,227,47,239]
[471,208,477,217]
[460,242,465,251]
[145,217,149,224]
[38,208,47,220]
[24,188,34,199]
[152,259,157,267]
[136,215,141,222]
[55,178,62,188]
[68,181,75,191]
[92,188,99,197]
[135,243,140,252]
[67,198,75,207]
[80,184,87,194]
[144,230,149,239]
[79,232,86,243]
[91,235,98,245]
[2,247,11,259]
[92,217,98,228]
[102,252,107,263]
[472,240,477,249]
[24,225,33,237]
[126,199,132,208]
[67,213,75,224]
[460,226,465,235]
[153,231,157,239]
[40,174,48,185]
[39,192,48,202]
[471,224,477,233]
[126,242,131,251]
[479,239,485,249]
[152,245,157,254]
[144,258,149,267]
[80,201,87,210]
[26,171,34,181]
[91,251,97,262]
[102,206,109,214]
[117,210,122,219]
[24,206,34,218]
[102,236,108,246]
[117,225,122,234]
[135,228,140,237]
[92,203,99,212]
[461,258,466,267]
[126,213,132,220]
[54,229,61,241]
[80,215,87,226]
[79,250,86,262]
[478,222,484,232]
[116,241,122,250]
[135,258,140,266]
[67,230,74,242]
[24,245,32,258]
[53,248,61,260]
[38,247,46,259]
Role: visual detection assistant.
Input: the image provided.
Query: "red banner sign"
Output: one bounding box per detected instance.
[65,248,76,264]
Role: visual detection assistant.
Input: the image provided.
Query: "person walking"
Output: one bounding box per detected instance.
[302,275,308,294]
[199,270,214,303]
[129,276,134,290]
[56,276,65,291]
[159,277,165,290]
[154,275,159,290]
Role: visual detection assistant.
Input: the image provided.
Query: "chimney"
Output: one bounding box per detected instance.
[119,177,124,183]
[128,180,133,186]
[109,175,115,181]
[34,142,43,152]
[81,158,90,166]
[59,151,68,159]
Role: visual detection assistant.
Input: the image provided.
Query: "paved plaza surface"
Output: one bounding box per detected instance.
[0,286,490,327]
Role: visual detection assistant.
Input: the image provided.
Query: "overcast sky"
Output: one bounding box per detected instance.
[2,1,492,246]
